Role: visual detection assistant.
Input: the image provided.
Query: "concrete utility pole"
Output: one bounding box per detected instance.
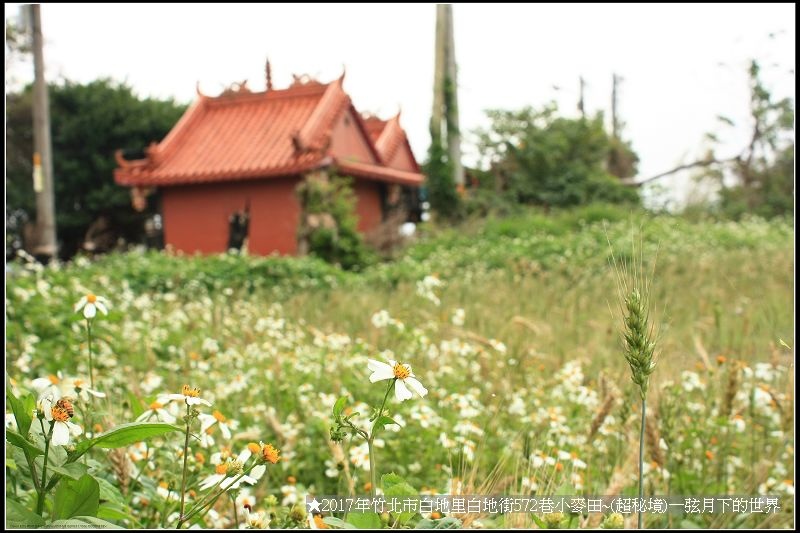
[431,4,464,188]
[444,5,464,189]
[30,3,58,260]
[611,73,621,140]
[578,76,586,118]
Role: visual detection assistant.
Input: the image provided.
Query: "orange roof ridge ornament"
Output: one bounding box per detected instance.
[115,149,130,168]
[265,58,273,91]
[195,81,206,98]
[338,65,346,84]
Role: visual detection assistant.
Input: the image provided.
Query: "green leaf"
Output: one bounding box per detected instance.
[97,502,139,526]
[322,516,357,529]
[96,477,125,505]
[48,462,88,480]
[434,517,463,529]
[333,396,348,419]
[6,498,46,528]
[126,392,146,419]
[381,473,417,525]
[375,415,398,429]
[68,422,181,462]
[416,518,436,529]
[6,430,44,457]
[53,474,100,520]
[347,511,382,529]
[6,389,35,437]
[44,516,124,529]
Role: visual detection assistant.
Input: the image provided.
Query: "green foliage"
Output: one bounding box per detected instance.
[699,60,794,219]
[423,135,462,220]
[53,475,99,520]
[476,104,640,208]
[5,78,186,258]
[296,176,375,271]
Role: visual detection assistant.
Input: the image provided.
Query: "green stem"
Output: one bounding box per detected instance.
[368,380,395,498]
[86,319,94,390]
[638,396,646,529]
[182,467,255,524]
[36,421,55,515]
[231,493,239,528]
[177,403,191,528]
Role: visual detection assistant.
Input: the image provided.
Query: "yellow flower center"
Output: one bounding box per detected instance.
[260,443,280,464]
[212,410,226,422]
[215,463,229,475]
[87,294,97,303]
[74,379,84,389]
[159,481,169,489]
[48,374,60,385]
[150,401,163,410]
[313,515,328,529]
[247,442,261,454]
[195,452,205,464]
[205,426,215,435]
[182,385,200,397]
[51,406,70,422]
[393,363,410,380]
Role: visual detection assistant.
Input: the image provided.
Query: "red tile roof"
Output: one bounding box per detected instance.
[115,75,423,187]
[361,112,421,173]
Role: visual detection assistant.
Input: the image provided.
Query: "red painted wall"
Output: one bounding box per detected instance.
[353,180,384,233]
[161,177,302,255]
[161,174,386,255]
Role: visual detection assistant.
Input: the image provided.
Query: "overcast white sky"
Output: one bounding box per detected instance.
[6,3,796,207]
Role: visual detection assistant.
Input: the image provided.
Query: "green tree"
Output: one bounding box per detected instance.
[476,104,640,208]
[5,78,186,258]
[712,60,794,219]
[295,176,374,270]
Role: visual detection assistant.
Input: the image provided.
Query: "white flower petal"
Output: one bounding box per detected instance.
[67,421,83,437]
[404,377,428,398]
[74,296,87,312]
[368,360,394,382]
[95,301,108,316]
[199,474,224,491]
[86,389,106,398]
[238,449,252,463]
[165,394,185,402]
[250,464,266,480]
[220,424,231,439]
[187,397,212,407]
[51,422,70,446]
[394,380,413,402]
[83,303,97,319]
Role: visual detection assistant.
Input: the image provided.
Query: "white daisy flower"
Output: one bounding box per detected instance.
[64,377,106,402]
[135,400,177,424]
[74,293,110,319]
[367,358,428,402]
[166,385,212,407]
[245,509,270,529]
[31,373,64,400]
[198,448,265,491]
[198,410,236,440]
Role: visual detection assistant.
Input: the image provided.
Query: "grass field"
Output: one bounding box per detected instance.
[5,206,794,529]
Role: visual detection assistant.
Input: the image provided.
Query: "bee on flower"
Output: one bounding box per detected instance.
[367,358,428,402]
[38,395,83,446]
[74,293,110,319]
